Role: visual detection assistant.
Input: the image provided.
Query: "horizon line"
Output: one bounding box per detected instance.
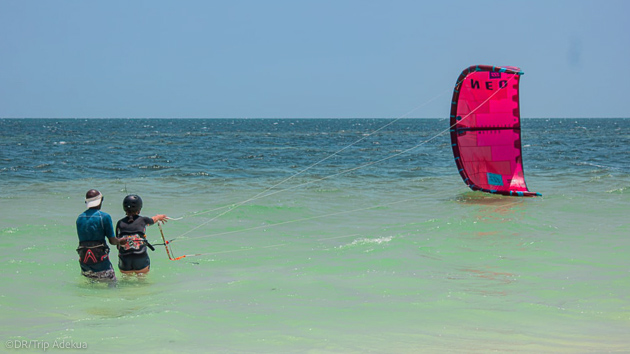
[1,116,628,120]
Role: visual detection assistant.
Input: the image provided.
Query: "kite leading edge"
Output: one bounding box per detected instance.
[450,65,541,197]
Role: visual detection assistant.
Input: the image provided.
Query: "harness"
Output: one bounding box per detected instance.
[118,233,155,256]
[76,241,110,265]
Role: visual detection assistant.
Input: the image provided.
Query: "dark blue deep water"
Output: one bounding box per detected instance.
[1,118,628,188]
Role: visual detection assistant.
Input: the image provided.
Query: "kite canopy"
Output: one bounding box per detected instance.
[450,65,540,197]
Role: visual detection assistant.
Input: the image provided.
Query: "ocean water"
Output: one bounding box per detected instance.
[0,118,628,353]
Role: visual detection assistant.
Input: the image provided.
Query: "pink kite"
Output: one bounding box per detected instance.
[450,65,540,197]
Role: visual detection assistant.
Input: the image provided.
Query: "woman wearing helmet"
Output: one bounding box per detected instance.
[115,194,168,275]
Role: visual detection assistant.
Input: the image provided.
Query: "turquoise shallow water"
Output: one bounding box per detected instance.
[1,118,629,353]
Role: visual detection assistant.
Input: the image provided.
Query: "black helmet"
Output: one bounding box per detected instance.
[123,194,143,214]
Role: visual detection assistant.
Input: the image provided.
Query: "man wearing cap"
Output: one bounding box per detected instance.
[76,189,127,281]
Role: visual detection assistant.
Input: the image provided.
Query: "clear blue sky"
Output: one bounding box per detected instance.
[1,1,628,118]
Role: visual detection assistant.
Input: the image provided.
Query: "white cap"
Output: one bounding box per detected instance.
[85,192,103,208]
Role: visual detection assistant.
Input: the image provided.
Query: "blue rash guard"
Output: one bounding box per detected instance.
[76,209,115,273]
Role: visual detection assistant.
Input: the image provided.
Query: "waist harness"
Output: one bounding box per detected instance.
[77,241,110,265]
[118,234,148,256]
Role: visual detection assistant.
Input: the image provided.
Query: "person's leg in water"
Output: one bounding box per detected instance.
[118,253,150,276]
[81,263,117,287]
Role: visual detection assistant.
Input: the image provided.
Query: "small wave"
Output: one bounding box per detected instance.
[575,161,620,171]
[606,186,628,194]
[1,227,19,234]
[339,236,393,249]
[587,174,613,182]
[240,155,264,160]
[137,165,173,170]
[99,166,128,172]
[180,171,211,177]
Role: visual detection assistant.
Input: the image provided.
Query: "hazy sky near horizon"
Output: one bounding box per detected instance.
[1,1,628,119]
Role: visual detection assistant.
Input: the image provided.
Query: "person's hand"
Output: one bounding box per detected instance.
[154,214,168,223]
[118,236,128,246]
